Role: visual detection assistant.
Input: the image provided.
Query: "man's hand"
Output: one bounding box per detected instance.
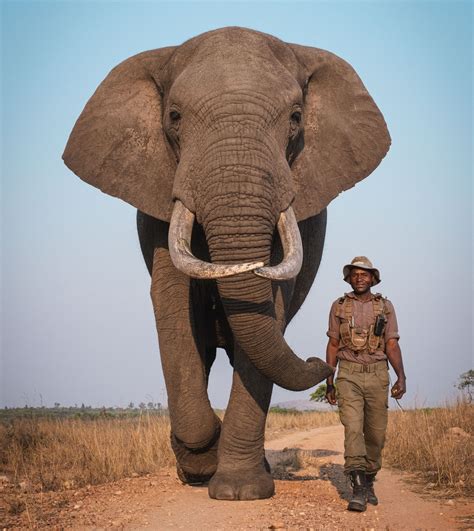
[385,338,406,400]
[390,378,406,399]
[326,384,337,405]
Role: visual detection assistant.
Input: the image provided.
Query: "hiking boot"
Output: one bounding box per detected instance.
[347,470,367,512]
[366,472,378,505]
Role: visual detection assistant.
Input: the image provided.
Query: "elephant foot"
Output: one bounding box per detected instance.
[171,424,221,485]
[176,461,214,485]
[208,465,275,500]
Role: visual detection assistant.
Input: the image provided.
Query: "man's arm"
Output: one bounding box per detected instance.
[385,338,406,399]
[325,337,339,405]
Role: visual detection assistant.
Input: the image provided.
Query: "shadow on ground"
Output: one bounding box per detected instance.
[266,448,351,501]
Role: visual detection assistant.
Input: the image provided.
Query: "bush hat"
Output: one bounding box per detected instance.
[343,256,381,286]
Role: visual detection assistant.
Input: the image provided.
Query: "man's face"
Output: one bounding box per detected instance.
[349,268,373,295]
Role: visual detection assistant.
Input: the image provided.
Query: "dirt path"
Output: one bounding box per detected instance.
[3,425,472,529]
[147,425,471,530]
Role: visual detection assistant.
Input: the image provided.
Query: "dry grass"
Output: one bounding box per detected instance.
[2,404,472,497]
[0,413,174,492]
[384,401,474,494]
[0,409,338,493]
[266,409,339,434]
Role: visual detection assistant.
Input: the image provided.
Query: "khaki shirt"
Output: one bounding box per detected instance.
[327,292,400,365]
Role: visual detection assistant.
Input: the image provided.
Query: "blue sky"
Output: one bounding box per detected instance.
[1,1,472,409]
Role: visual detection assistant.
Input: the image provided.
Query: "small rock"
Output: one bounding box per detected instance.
[73,504,82,510]
[114,490,123,495]
[149,481,158,486]
[0,475,9,483]
[446,499,455,506]
[426,482,436,489]
[19,481,29,492]
[131,472,139,477]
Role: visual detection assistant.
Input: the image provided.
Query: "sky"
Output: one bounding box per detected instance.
[1,1,472,409]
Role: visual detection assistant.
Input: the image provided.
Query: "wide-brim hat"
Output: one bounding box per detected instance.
[343,256,381,286]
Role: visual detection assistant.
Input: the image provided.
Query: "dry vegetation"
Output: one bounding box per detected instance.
[1,404,472,497]
[266,409,339,438]
[0,413,174,492]
[384,400,473,495]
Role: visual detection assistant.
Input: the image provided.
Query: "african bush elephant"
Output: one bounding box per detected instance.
[63,27,390,500]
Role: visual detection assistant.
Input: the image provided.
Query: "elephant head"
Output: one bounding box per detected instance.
[63,27,390,391]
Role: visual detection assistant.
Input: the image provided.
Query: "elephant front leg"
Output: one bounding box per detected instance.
[208,344,274,500]
[151,247,220,483]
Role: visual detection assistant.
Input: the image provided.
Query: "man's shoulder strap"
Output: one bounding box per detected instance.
[373,293,391,315]
[336,293,352,319]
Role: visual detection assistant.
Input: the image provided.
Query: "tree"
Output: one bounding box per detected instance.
[310,383,328,403]
[456,369,474,403]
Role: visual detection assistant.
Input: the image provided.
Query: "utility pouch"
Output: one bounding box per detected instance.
[350,327,369,350]
[340,322,368,351]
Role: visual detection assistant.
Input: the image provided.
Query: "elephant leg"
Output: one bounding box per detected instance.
[208,342,274,500]
[151,247,220,483]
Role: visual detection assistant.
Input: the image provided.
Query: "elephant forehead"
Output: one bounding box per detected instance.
[170,60,302,110]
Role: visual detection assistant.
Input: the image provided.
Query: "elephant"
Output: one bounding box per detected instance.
[63,27,390,500]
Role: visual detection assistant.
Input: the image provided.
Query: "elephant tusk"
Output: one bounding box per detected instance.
[168,200,264,279]
[254,206,303,280]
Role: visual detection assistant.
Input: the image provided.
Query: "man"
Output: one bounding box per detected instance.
[325,256,406,512]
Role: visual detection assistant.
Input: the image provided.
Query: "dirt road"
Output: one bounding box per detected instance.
[3,425,472,529]
[147,425,471,530]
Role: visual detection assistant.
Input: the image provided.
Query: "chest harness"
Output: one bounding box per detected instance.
[335,293,389,355]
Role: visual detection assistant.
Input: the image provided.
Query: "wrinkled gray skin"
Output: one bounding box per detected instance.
[63,27,390,500]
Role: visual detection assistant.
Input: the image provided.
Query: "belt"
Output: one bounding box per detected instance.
[339,359,388,373]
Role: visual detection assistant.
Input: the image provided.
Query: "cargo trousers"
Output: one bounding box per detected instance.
[336,359,389,473]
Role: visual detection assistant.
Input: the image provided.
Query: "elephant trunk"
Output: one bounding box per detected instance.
[212,247,332,392]
[198,177,332,391]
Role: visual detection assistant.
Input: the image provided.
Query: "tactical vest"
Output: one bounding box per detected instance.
[335,293,389,355]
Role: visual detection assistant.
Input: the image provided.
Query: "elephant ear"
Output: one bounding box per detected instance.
[289,44,391,221]
[63,47,177,222]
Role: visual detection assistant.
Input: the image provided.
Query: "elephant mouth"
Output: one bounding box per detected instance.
[168,200,303,280]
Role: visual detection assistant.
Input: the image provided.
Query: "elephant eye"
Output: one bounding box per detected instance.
[290,111,302,125]
[169,110,181,123]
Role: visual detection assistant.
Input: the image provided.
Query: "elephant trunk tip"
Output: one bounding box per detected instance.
[271,357,335,392]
